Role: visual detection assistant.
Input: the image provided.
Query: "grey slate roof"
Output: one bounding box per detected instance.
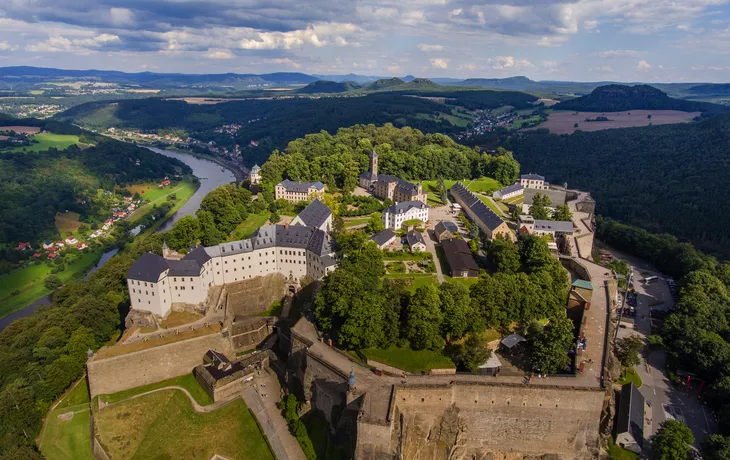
[406,230,426,247]
[617,383,645,447]
[294,199,332,228]
[521,173,545,181]
[384,200,427,215]
[359,171,377,180]
[449,182,506,231]
[434,221,457,235]
[501,333,527,349]
[370,229,396,247]
[251,164,261,173]
[376,174,421,195]
[496,183,523,195]
[277,179,325,193]
[168,259,203,277]
[127,252,169,282]
[523,188,567,206]
[533,219,574,234]
[183,246,211,266]
[369,150,378,158]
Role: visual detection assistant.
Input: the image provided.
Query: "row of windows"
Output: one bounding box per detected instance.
[131,289,156,297]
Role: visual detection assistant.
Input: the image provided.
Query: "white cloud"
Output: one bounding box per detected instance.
[0,41,14,51]
[590,65,614,72]
[491,56,534,70]
[637,60,652,71]
[597,49,643,58]
[238,23,358,50]
[386,64,402,73]
[266,57,301,69]
[430,58,448,69]
[25,33,120,53]
[205,49,234,59]
[418,43,445,52]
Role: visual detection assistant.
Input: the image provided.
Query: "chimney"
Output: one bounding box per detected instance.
[284,222,289,229]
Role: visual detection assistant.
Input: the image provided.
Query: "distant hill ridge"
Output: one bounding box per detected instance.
[553,84,727,113]
[297,80,362,94]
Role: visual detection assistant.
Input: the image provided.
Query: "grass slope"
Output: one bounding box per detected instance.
[99,373,212,406]
[228,212,270,241]
[0,249,102,318]
[12,133,80,153]
[95,391,274,460]
[361,345,455,373]
[40,377,93,460]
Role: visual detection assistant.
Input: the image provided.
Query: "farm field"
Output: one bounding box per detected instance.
[0,125,41,134]
[0,249,102,318]
[228,212,270,241]
[40,377,94,460]
[95,390,274,460]
[532,110,700,135]
[360,345,455,373]
[12,133,81,152]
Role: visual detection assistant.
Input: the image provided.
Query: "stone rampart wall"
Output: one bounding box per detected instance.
[87,333,231,397]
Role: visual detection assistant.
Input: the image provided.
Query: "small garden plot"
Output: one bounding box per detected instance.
[385,261,407,274]
[360,346,455,374]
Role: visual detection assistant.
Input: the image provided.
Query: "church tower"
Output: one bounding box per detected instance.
[369,150,378,177]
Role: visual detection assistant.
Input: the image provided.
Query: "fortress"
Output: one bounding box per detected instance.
[126,201,337,318]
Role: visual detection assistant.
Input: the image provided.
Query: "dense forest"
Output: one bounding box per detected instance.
[0,119,191,247]
[597,218,730,458]
[553,84,727,113]
[506,113,730,258]
[259,124,520,191]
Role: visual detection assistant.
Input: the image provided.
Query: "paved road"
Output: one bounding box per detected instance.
[607,246,716,448]
[423,228,445,283]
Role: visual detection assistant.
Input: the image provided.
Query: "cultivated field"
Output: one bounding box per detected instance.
[12,133,81,152]
[0,125,41,134]
[95,390,274,460]
[533,110,700,134]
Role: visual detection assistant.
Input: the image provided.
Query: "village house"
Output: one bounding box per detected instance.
[519,216,574,238]
[406,230,427,252]
[160,176,171,186]
[274,179,325,203]
[441,238,479,278]
[615,383,646,454]
[433,221,457,242]
[492,182,524,200]
[16,242,31,251]
[42,241,54,250]
[65,236,78,246]
[381,201,429,230]
[77,242,88,250]
[369,229,397,249]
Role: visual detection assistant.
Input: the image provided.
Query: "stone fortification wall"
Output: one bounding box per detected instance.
[87,333,231,397]
[228,317,274,350]
[226,273,286,316]
[356,383,604,460]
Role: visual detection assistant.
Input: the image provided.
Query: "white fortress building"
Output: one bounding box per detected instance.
[381,201,429,230]
[275,179,325,202]
[520,173,550,190]
[127,218,337,318]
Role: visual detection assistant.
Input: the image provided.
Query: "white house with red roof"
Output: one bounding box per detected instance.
[16,242,31,251]
[65,236,78,245]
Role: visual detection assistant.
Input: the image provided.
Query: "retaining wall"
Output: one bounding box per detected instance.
[87,332,231,397]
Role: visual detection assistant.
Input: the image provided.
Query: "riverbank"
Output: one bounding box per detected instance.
[162,146,246,183]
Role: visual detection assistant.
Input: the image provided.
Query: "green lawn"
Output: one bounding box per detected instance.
[463,177,501,194]
[99,373,213,406]
[254,300,284,317]
[383,251,432,262]
[383,273,439,293]
[228,212,271,241]
[444,276,480,288]
[503,194,524,205]
[0,249,103,318]
[40,377,94,460]
[617,367,643,388]
[420,177,502,206]
[608,438,638,460]
[12,133,81,153]
[361,346,455,373]
[136,181,201,237]
[95,391,274,460]
[385,261,407,274]
[344,217,370,228]
[131,180,198,223]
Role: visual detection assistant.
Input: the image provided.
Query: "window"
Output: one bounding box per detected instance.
[191,287,194,290]
[173,278,177,282]
[138,298,141,303]
[175,286,178,290]
[190,278,193,282]
[132,289,135,293]
[152,292,155,296]
[145,291,148,295]
[144,282,148,287]
[225,270,228,273]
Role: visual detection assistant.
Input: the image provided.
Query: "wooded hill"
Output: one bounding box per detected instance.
[553,84,727,113]
[297,80,362,93]
[0,117,191,247]
[506,113,730,257]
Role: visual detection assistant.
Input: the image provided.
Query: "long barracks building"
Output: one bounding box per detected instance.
[127,223,337,318]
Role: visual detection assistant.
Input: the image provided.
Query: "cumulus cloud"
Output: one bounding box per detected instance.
[430,58,448,69]
[0,41,15,51]
[206,49,234,59]
[386,64,402,73]
[637,60,652,71]
[418,43,445,52]
[597,49,643,58]
[491,56,534,70]
[25,33,120,53]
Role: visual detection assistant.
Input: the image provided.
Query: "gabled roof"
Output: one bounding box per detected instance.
[294,199,332,229]
[204,224,335,258]
[384,200,427,215]
[521,173,545,181]
[441,238,479,274]
[523,188,567,207]
[434,221,457,235]
[616,383,645,446]
[168,259,203,277]
[276,179,325,193]
[449,182,506,232]
[406,230,426,247]
[183,245,211,266]
[370,229,396,246]
[250,164,261,173]
[359,171,377,180]
[501,333,527,349]
[127,252,169,282]
[497,183,523,195]
[572,279,594,290]
[376,174,421,196]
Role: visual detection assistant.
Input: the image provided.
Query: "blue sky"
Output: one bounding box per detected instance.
[1,0,729,82]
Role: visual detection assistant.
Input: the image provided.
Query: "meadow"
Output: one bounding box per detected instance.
[12,133,81,153]
[39,377,94,460]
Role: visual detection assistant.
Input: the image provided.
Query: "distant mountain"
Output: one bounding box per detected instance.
[297,80,362,94]
[553,84,727,113]
[402,75,416,82]
[458,76,537,90]
[364,77,406,91]
[687,83,730,96]
[363,77,439,92]
[0,66,318,89]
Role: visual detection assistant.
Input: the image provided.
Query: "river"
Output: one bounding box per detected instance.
[0,148,236,331]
